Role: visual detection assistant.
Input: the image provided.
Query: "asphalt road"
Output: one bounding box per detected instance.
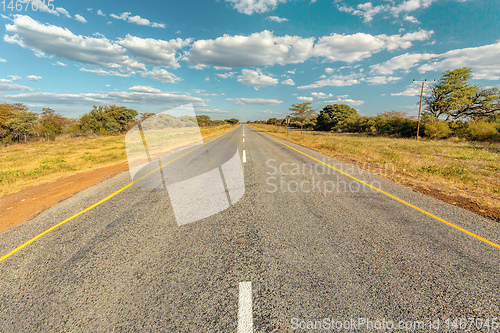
[1,124,499,332]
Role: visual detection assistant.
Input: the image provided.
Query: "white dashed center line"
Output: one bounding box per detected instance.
[238,282,253,333]
[243,150,246,163]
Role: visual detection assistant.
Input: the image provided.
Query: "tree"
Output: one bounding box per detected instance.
[289,102,317,134]
[196,115,212,126]
[139,112,156,122]
[267,117,279,125]
[424,67,500,121]
[377,111,414,119]
[315,104,358,131]
[40,108,68,141]
[79,105,138,134]
[7,110,39,142]
[225,118,239,124]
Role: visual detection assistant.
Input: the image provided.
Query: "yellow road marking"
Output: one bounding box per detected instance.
[0,128,237,264]
[256,129,500,250]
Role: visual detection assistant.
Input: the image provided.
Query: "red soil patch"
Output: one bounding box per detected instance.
[0,163,129,233]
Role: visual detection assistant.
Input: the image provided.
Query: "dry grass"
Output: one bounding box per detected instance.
[0,124,236,197]
[250,124,500,215]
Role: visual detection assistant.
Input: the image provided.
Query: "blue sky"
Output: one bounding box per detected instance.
[0,0,499,121]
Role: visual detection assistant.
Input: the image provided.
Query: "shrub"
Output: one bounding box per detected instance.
[448,121,469,138]
[466,121,498,141]
[423,121,451,139]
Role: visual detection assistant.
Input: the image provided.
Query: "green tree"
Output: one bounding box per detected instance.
[424,67,500,120]
[0,103,28,142]
[225,118,239,124]
[196,115,212,126]
[139,112,156,122]
[315,104,358,131]
[289,102,317,134]
[7,110,39,142]
[40,108,68,141]
[79,105,137,134]
[267,117,279,125]
[377,111,414,119]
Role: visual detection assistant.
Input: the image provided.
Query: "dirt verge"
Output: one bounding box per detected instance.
[0,163,128,233]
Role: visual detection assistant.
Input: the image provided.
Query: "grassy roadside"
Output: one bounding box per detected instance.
[249,124,500,221]
[0,124,237,197]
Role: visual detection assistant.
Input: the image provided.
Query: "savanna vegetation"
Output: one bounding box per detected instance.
[250,68,500,141]
[0,102,239,146]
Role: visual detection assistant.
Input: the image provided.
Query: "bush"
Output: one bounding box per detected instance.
[448,121,469,138]
[423,121,451,139]
[466,121,498,141]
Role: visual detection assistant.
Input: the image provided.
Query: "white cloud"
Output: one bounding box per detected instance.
[79,68,131,77]
[323,97,364,106]
[312,30,433,62]
[184,29,430,68]
[281,78,295,85]
[27,75,42,81]
[54,61,67,66]
[391,83,430,96]
[267,16,288,22]
[298,74,361,89]
[0,58,6,63]
[27,1,73,19]
[117,35,191,68]
[74,14,87,23]
[370,52,436,75]
[184,30,315,68]
[390,0,435,16]
[324,67,334,74]
[225,0,289,15]
[110,11,165,28]
[337,0,435,22]
[418,42,500,80]
[129,85,161,93]
[139,68,180,84]
[403,15,419,23]
[6,90,205,107]
[297,96,314,101]
[370,41,500,81]
[364,75,401,84]
[227,98,283,105]
[338,2,387,23]
[0,77,33,91]
[286,69,296,74]
[215,72,235,79]
[311,92,334,99]
[196,108,231,114]
[4,15,145,73]
[56,8,71,18]
[97,9,106,17]
[237,69,278,88]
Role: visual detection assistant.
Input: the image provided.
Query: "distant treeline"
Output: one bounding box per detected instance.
[0,103,239,145]
[252,109,500,141]
[249,67,500,141]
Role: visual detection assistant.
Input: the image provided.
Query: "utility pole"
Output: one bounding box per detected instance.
[286,116,290,136]
[413,79,435,139]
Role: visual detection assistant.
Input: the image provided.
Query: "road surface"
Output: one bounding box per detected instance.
[1,125,499,332]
